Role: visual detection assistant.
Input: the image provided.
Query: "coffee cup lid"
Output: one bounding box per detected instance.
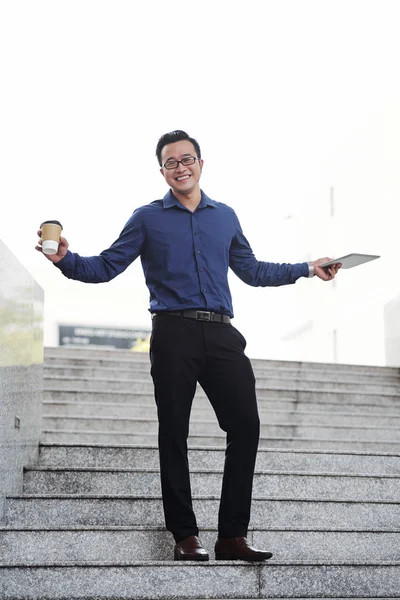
[40,220,63,228]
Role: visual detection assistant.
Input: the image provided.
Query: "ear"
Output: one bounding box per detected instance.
[160,167,165,179]
[199,159,204,172]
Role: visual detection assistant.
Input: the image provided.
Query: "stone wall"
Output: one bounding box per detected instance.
[0,240,44,522]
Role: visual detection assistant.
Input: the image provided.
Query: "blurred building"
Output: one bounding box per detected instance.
[58,324,150,352]
[384,294,400,366]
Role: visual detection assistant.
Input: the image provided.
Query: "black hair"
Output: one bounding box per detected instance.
[155,130,201,166]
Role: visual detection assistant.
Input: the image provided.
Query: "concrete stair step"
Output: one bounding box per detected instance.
[42,386,400,408]
[23,467,400,501]
[11,348,399,599]
[43,375,400,396]
[41,400,400,428]
[42,389,400,416]
[38,444,400,475]
[2,561,400,598]
[40,429,400,452]
[2,526,400,563]
[40,415,400,442]
[6,495,400,530]
[44,346,400,375]
[43,374,400,395]
[44,363,400,385]
[42,400,160,419]
[45,347,149,359]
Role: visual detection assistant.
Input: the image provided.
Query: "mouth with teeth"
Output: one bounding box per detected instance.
[176,174,191,182]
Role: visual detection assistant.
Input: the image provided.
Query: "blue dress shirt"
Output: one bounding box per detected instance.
[56,189,309,317]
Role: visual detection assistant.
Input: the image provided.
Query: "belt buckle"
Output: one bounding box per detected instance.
[196,310,211,322]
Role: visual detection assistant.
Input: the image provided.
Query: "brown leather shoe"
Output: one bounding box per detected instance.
[174,535,209,561]
[215,537,273,561]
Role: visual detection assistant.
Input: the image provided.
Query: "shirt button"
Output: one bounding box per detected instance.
[200,268,204,272]
[197,250,201,254]
[203,288,207,292]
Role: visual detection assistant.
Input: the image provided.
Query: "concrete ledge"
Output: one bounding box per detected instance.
[0,239,44,524]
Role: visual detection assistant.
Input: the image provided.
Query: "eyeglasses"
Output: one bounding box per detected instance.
[163,156,199,170]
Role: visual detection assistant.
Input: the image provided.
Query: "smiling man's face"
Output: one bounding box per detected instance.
[160,140,203,197]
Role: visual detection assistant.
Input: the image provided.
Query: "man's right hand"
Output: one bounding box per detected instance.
[36,230,69,263]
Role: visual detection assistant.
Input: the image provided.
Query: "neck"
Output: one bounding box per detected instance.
[173,188,202,212]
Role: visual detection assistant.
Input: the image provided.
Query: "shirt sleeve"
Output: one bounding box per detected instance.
[229,212,309,286]
[55,209,146,283]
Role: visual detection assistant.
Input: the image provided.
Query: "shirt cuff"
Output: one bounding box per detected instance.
[299,262,311,278]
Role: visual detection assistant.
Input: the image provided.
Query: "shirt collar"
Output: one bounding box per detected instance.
[163,189,217,210]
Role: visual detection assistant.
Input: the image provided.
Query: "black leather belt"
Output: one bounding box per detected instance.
[153,310,231,324]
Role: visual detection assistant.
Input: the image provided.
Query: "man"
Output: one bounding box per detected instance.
[36,130,340,562]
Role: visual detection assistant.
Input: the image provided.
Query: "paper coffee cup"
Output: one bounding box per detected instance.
[40,220,63,255]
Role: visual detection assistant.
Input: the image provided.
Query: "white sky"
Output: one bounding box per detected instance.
[1,0,400,363]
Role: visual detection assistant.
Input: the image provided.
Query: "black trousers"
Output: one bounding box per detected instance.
[150,314,260,543]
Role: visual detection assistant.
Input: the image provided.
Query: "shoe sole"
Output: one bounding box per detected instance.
[174,555,210,561]
[215,553,273,561]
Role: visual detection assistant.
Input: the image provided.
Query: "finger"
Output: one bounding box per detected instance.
[325,267,335,279]
[331,264,341,275]
[321,266,331,279]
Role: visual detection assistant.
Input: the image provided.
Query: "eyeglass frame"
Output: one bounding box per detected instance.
[162,155,200,170]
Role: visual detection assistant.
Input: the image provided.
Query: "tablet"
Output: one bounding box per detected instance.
[319,253,380,269]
